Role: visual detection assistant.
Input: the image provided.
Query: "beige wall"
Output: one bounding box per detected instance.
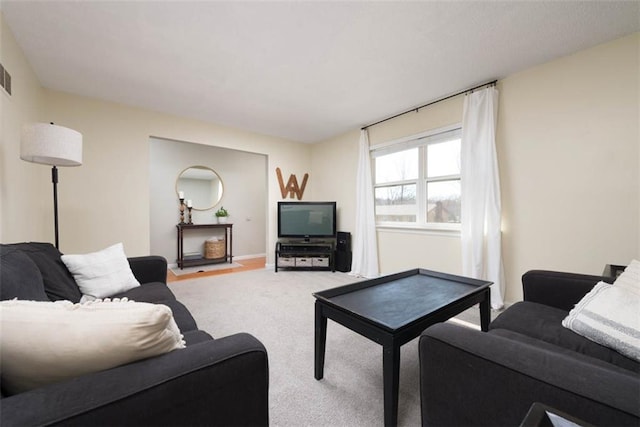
[1,12,47,243]
[498,32,639,301]
[3,10,638,304]
[41,91,311,259]
[313,33,639,303]
[149,138,268,263]
[1,12,311,260]
[310,128,359,236]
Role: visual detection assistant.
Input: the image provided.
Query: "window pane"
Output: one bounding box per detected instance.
[427,139,460,178]
[375,148,418,184]
[426,180,460,223]
[375,184,416,222]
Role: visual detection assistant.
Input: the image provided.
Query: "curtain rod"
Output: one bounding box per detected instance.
[361,80,497,131]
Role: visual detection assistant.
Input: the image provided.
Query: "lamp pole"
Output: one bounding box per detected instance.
[52,165,59,249]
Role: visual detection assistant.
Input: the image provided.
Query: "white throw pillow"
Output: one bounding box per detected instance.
[0,298,185,394]
[61,243,141,301]
[562,281,640,362]
[613,259,640,295]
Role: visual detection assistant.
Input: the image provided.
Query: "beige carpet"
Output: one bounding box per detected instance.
[169,268,484,426]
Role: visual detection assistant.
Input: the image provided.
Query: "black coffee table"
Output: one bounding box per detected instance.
[313,268,492,426]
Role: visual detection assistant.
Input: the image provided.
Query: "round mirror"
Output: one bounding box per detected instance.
[176,166,223,211]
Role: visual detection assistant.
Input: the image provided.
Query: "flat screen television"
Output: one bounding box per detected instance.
[278,201,336,240]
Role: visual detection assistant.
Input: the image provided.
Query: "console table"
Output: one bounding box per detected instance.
[176,223,233,269]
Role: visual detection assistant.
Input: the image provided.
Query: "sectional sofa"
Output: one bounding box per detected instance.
[420,269,639,426]
[0,242,269,426]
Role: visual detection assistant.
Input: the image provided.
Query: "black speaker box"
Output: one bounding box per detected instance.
[335,231,352,272]
[335,251,352,272]
[336,231,351,252]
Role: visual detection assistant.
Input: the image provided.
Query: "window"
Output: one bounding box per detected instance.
[372,126,461,228]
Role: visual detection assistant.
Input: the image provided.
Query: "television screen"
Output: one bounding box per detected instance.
[278,201,336,239]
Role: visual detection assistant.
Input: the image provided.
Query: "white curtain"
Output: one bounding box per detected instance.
[461,86,505,309]
[350,129,379,278]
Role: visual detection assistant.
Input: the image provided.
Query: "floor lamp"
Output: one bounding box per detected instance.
[21,123,83,249]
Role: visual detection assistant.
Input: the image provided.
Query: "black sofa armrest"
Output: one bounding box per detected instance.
[128,255,168,285]
[522,270,612,311]
[419,323,639,427]
[1,333,269,427]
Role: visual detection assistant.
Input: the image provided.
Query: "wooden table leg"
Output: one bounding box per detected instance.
[383,342,401,427]
[315,302,328,380]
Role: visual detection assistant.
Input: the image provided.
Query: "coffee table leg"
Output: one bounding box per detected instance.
[479,288,491,332]
[383,343,401,427]
[315,301,327,380]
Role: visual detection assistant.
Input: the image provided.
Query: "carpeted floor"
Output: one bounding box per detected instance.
[169,268,490,426]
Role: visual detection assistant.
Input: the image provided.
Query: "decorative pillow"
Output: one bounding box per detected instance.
[61,243,141,301]
[562,279,640,362]
[613,259,640,294]
[10,242,82,302]
[0,298,185,394]
[0,246,49,301]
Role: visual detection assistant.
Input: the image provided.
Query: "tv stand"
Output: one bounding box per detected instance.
[275,239,335,272]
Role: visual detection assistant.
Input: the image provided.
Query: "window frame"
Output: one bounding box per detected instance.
[371,124,462,233]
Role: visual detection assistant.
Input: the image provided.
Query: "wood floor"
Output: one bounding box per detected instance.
[166,256,266,283]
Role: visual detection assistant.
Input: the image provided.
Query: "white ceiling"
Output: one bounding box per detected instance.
[2,1,638,143]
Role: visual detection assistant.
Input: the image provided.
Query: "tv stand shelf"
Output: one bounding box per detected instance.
[275,240,335,272]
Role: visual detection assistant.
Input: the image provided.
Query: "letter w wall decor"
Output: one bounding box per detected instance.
[276,167,308,200]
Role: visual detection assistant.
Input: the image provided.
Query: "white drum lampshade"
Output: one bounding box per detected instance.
[21,123,82,166]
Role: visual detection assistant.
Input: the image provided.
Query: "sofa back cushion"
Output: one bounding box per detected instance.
[7,243,82,302]
[0,246,49,301]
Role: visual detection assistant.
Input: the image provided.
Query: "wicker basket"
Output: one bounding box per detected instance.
[204,239,226,259]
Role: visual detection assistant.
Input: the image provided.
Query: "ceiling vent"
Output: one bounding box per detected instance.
[0,63,11,96]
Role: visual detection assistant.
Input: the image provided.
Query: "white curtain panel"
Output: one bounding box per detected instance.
[461,87,505,309]
[350,129,380,278]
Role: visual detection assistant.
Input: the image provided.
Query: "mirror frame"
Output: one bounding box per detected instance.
[175,165,224,211]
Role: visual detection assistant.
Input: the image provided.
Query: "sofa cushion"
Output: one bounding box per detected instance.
[7,242,82,302]
[0,298,186,395]
[157,299,198,333]
[489,328,639,374]
[183,330,214,346]
[0,246,49,301]
[61,243,141,301]
[113,282,176,302]
[490,301,639,372]
[112,283,197,332]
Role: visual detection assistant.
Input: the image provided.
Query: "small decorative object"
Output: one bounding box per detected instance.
[179,197,185,224]
[205,237,226,259]
[186,200,193,224]
[276,167,308,200]
[215,206,229,224]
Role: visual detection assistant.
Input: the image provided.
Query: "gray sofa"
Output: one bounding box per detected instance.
[420,270,639,426]
[0,242,269,426]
